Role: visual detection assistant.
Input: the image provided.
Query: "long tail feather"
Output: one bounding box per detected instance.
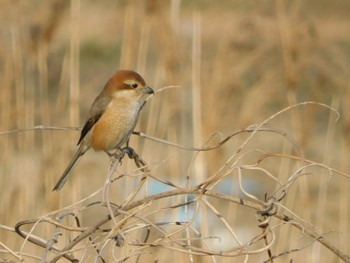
[52,145,89,191]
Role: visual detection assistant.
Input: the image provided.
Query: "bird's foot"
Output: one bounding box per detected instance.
[122,146,137,159]
[105,148,125,160]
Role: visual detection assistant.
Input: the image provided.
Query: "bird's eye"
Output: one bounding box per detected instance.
[131,83,138,88]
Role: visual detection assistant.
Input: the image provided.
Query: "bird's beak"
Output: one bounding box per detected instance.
[145,87,154,94]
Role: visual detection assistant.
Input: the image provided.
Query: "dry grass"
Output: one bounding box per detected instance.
[1,0,350,262]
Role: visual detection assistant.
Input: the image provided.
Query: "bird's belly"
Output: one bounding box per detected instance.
[90,103,140,151]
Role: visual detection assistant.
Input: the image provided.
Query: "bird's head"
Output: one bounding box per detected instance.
[105,70,154,100]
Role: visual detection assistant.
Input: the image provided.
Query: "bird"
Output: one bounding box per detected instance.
[53,70,154,191]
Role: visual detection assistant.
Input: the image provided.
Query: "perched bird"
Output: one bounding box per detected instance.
[53,70,154,191]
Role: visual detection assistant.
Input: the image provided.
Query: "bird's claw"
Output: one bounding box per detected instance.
[122,146,137,159]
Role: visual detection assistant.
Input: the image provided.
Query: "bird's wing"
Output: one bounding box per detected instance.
[77,113,102,145]
[77,92,112,145]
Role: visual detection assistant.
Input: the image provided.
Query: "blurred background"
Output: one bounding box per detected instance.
[0,0,349,262]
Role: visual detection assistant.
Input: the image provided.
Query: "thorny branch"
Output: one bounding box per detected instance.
[15,176,350,262]
[7,102,350,262]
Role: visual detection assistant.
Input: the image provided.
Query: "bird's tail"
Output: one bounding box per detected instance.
[52,145,89,191]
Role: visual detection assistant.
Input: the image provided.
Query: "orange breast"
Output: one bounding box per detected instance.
[90,99,141,151]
